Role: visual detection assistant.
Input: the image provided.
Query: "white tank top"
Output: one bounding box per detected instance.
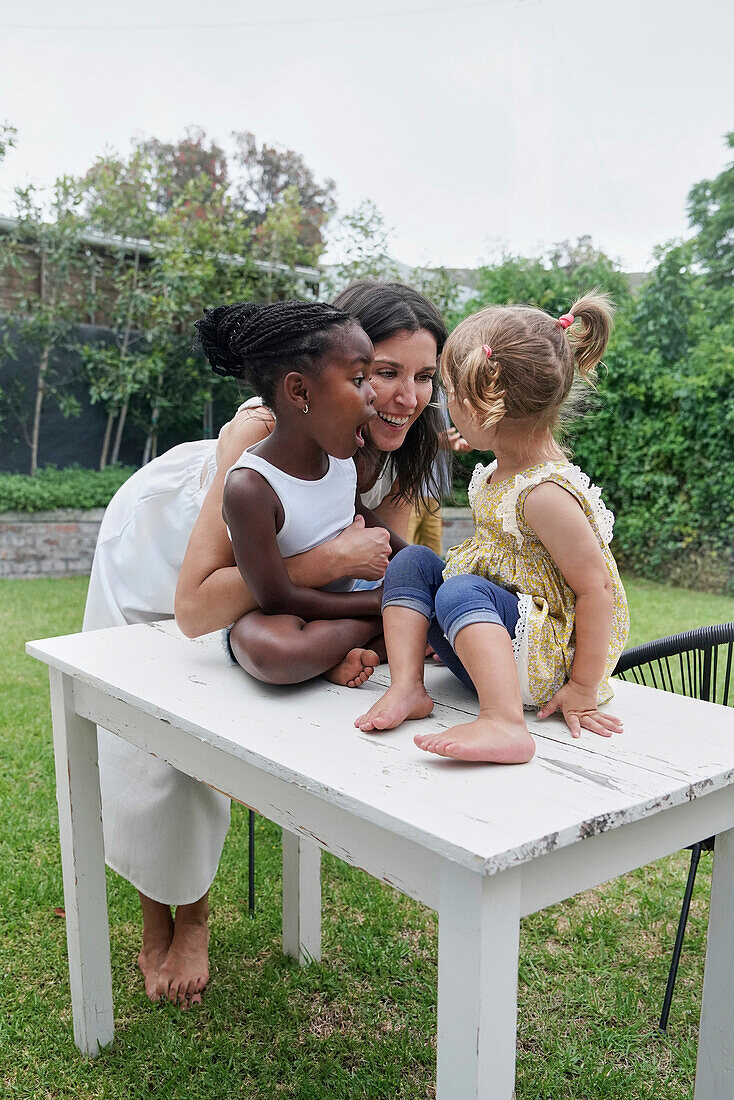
[230,398,396,509]
[225,447,358,592]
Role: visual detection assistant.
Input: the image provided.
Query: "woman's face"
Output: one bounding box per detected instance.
[364,329,438,453]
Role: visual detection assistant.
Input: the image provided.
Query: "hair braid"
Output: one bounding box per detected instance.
[196,299,355,406]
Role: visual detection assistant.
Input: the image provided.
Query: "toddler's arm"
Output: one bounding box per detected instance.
[523,482,623,739]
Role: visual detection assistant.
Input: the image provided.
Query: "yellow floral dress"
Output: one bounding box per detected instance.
[443,459,629,709]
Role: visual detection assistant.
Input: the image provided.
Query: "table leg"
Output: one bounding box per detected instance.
[695,826,734,1098]
[282,829,321,964]
[49,668,114,1056]
[437,863,521,1100]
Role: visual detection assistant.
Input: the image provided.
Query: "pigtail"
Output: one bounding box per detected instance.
[461,345,506,426]
[565,289,615,380]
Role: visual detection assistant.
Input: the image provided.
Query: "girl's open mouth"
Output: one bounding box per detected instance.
[355,425,365,447]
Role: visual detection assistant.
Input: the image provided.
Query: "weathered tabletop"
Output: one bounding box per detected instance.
[27,620,734,1099]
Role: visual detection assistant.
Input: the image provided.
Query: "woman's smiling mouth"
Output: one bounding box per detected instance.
[377,412,410,428]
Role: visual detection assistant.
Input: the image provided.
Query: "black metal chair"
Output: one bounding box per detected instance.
[613,622,734,1032]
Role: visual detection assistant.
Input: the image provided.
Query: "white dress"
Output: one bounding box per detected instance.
[84,427,397,905]
[83,440,231,905]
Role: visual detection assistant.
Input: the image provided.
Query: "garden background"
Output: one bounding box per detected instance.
[2,120,734,1099]
[1,124,733,592]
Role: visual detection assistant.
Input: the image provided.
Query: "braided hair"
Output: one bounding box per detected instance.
[196,300,354,408]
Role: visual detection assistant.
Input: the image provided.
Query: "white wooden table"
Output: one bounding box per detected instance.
[27,619,734,1098]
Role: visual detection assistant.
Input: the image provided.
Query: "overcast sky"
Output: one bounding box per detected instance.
[1,0,731,273]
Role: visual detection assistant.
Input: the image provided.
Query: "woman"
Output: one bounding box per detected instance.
[83,280,448,1008]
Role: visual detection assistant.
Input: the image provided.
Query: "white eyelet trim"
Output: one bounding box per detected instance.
[512,593,534,707]
[467,461,496,508]
[495,462,615,548]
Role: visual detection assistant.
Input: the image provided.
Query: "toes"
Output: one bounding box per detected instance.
[370,714,392,730]
[168,977,188,1005]
[154,974,171,1002]
[415,733,447,754]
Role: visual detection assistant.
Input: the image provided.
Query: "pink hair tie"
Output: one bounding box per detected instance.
[558,313,575,330]
[482,344,492,358]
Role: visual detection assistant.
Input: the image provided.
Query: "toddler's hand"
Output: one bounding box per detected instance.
[440,427,472,453]
[334,516,391,580]
[537,680,623,739]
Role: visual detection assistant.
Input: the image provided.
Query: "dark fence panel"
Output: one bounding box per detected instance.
[0,319,242,473]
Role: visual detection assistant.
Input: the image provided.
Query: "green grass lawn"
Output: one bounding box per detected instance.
[2,575,733,1099]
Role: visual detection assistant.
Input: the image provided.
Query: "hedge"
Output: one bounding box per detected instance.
[0,465,135,513]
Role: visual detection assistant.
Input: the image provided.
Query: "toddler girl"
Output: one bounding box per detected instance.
[355,292,629,763]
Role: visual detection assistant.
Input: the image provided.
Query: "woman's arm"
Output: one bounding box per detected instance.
[224,470,383,621]
[175,409,393,637]
[370,480,413,543]
[522,482,622,738]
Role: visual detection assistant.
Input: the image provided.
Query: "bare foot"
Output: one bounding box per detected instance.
[154,913,210,1009]
[325,647,380,688]
[138,926,174,1001]
[138,898,174,1002]
[414,715,535,763]
[355,681,434,732]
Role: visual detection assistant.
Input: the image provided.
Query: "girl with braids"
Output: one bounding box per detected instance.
[356,293,630,765]
[175,280,448,638]
[83,283,445,1009]
[196,299,401,684]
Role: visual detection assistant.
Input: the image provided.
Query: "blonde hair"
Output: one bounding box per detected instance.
[441,290,615,435]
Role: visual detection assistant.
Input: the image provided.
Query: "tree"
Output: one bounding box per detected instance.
[232,130,335,253]
[0,178,89,474]
[0,121,17,162]
[326,200,400,292]
[78,147,160,239]
[138,126,229,215]
[463,237,632,321]
[128,176,256,459]
[631,240,699,368]
[688,132,734,289]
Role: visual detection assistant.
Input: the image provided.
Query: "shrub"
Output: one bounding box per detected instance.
[0,464,135,512]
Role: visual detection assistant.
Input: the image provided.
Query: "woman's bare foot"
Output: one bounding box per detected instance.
[325,648,380,688]
[154,897,210,1008]
[355,680,434,732]
[414,715,535,763]
[138,895,174,1001]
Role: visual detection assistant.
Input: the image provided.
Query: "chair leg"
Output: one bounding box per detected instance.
[659,842,703,1033]
[248,809,256,914]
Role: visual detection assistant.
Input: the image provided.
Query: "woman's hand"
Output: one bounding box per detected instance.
[332,515,391,580]
[537,680,623,739]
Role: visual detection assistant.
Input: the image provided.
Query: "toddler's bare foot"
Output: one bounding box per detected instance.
[325,647,380,688]
[138,904,174,1001]
[415,715,535,763]
[154,913,210,1009]
[355,681,434,732]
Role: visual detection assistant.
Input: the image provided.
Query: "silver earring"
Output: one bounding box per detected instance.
[303,403,309,415]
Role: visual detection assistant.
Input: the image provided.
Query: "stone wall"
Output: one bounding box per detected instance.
[0,507,475,579]
[441,507,474,554]
[0,509,105,578]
